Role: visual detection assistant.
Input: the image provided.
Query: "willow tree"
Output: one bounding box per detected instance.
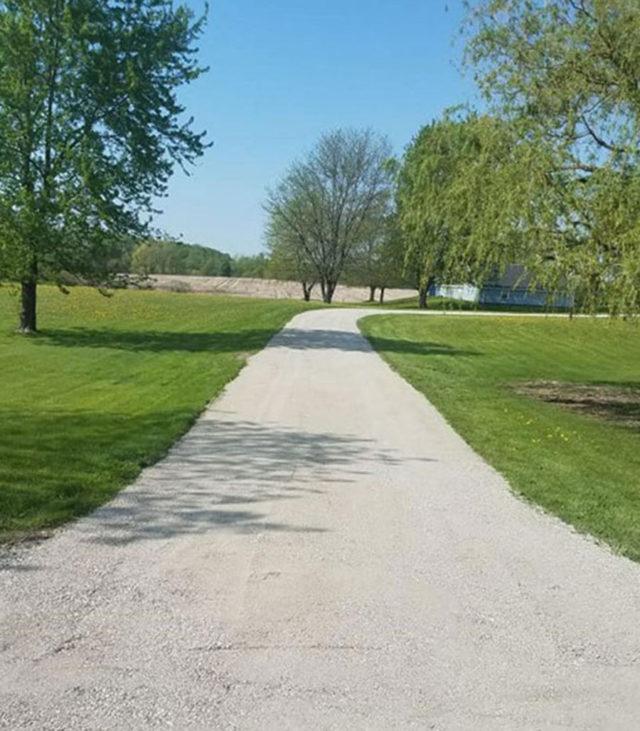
[0,0,208,332]
[397,117,460,308]
[265,129,393,303]
[397,110,542,307]
[465,0,640,313]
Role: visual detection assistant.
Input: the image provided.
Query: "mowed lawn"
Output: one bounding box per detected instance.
[361,314,640,560]
[0,286,313,541]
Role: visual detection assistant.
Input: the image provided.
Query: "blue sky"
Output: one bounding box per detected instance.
[155,1,477,255]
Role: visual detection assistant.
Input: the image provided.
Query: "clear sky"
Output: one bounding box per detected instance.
[154,1,477,256]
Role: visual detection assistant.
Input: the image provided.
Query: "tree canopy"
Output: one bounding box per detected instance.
[130,239,232,277]
[464,0,640,313]
[396,110,539,305]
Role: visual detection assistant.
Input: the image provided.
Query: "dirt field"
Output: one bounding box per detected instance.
[145,274,415,303]
[516,380,640,428]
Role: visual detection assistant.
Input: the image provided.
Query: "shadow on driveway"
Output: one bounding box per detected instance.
[77,418,436,547]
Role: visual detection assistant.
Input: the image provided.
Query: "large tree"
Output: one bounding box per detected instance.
[396,119,455,308]
[397,111,535,307]
[465,0,640,313]
[0,0,208,332]
[265,129,394,303]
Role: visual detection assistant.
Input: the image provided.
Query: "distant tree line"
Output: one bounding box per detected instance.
[125,239,231,276]
[112,238,269,279]
[113,229,408,303]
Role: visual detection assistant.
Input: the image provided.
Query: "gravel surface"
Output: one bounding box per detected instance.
[2,308,640,729]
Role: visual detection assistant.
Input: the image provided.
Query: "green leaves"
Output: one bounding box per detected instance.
[397,111,532,290]
[0,0,208,288]
[463,0,640,313]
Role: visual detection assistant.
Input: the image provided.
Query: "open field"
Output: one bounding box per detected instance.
[0,285,314,541]
[146,273,415,303]
[361,314,640,560]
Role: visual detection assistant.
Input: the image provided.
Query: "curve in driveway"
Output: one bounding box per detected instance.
[1,308,640,729]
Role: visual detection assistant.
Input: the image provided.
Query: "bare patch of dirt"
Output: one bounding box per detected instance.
[144,274,415,304]
[515,380,640,428]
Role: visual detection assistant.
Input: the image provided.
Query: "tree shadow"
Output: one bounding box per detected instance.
[34,326,480,357]
[0,408,436,552]
[77,417,435,546]
[0,556,43,572]
[35,327,276,353]
[275,328,480,356]
[364,334,480,357]
[0,408,206,548]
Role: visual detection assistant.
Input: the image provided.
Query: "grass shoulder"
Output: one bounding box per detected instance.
[360,313,640,561]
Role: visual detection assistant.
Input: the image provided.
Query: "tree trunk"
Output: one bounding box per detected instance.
[19,256,38,333]
[378,286,386,304]
[20,278,38,333]
[368,285,376,302]
[418,286,428,310]
[302,281,314,301]
[323,280,336,304]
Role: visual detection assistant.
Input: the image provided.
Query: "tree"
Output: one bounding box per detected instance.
[374,218,409,303]
[397,110,541,307]
[0,0,208,332]
[230,254,269,278]
[265,212,317,300]
[265,129,394,303]
[346,233,383,302]
[131,242,154,276]
[464,0,640,313]
[345,214,405,303]
[397,117,461,309]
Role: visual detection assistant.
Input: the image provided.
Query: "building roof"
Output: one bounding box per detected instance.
[484,264,535,290]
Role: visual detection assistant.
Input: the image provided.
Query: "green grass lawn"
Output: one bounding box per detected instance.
[361,314,640,560]
[0,285,314,541]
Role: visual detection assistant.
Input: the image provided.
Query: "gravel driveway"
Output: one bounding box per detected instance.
[2,308,640,729]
